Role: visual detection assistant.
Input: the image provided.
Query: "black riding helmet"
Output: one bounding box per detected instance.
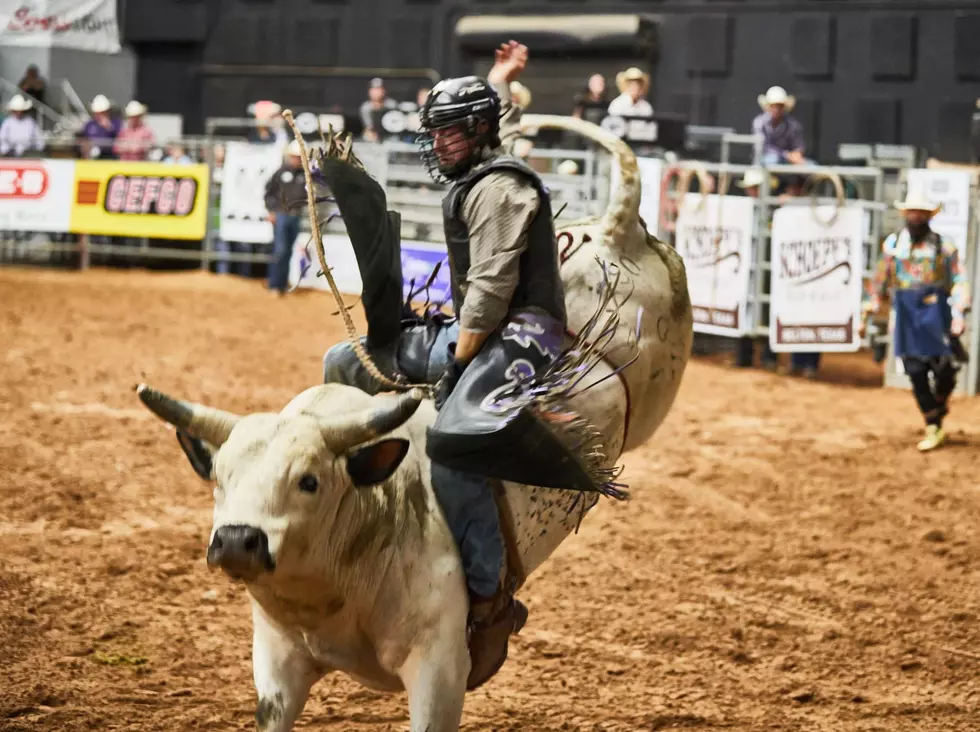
[417,76,501,183]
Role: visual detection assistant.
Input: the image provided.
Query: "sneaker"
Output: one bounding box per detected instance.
[917,424,947,452]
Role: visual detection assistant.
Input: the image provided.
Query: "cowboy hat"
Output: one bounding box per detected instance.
[285,139,303,157]
[557,159,579,176]
[616,67,650,94]
[757,85,796,112]
[736,168,778,190]
[894,192,942,216]
[7,94,32,112]
[91,94,111,114]
[509,81,531,109]
[125,100,148,117]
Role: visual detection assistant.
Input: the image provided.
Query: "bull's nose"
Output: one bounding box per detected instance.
[207,525,275,580]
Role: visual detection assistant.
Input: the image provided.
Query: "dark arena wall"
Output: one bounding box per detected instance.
[122,0,980,162]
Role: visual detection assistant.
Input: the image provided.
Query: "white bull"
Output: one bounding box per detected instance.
[137,114,693,732]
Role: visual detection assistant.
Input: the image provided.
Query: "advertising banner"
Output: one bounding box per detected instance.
[769,205,864,352]
[69,161,210,240]
[219,141,285,245]
[0,158,74,232]
[674,193,756,336]
[0,0,120,53]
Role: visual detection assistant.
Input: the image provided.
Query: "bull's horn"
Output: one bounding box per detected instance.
[326,388,423,450]
[136,383,241,447]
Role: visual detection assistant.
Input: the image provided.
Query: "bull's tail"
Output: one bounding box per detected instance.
[518,114,641,245]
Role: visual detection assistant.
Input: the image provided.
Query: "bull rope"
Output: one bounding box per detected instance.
[281,109,433,395]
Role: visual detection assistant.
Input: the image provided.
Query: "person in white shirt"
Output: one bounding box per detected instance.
[607,67,653,117]
[0,94,43,157]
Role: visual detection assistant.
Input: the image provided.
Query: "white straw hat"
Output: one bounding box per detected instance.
[91,94,111,114]
[757,85,796,112]
[737,168,777,189]
[894,192,941,216]
[7,94,32,112]
[286,139,303,157]
[125,100,148,117]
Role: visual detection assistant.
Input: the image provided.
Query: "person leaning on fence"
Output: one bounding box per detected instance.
[0,95,43,157]
[81,95,121,159]
[263,139,308,296]
[860,193,972,452]
[248,101,287,145]
[607,67,653,117]
[752,86,806,166]
[114,101,156,161]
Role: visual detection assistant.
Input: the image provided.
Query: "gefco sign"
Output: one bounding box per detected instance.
[600,115,659,143]
[104,174,197,216]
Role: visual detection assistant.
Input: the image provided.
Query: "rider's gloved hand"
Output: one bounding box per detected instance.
[434,345,466,411]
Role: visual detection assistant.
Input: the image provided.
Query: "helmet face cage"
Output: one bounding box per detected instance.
[417,117,483,184]
[417,78,501,184]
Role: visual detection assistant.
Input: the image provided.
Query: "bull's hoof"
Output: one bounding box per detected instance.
[465,599,527,691]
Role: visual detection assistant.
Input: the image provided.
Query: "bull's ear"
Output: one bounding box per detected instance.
[176,430,216,482]
[345,439,410,487]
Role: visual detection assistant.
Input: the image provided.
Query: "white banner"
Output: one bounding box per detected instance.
[636,157,662,237]
[905,168,972,262]
[769,205,864,353]
[674,193,755,336]
[0,0,120,53]
[0,158,74,231]
[219,142,285,245]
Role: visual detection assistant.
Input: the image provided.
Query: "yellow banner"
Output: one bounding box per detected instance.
[69,161,210,240]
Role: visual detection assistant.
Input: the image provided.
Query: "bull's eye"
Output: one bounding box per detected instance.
[298,474,319,494]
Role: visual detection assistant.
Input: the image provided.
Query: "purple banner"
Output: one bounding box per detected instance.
[400,241,452,305]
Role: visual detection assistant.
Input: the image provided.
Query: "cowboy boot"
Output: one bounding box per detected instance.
[465,588,529,690]
[314,157,405,375]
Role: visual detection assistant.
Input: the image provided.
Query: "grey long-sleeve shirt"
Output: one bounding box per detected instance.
[456,81,543,333]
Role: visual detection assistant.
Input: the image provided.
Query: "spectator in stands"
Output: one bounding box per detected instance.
[0,95,43,157]
[81,95,120,159]
[162,143,192,164]
[114,101,156,161]
[753,86,806,166]
[607,67,653,117]
[573,73,608,121]
[360,77,397,142]
[18,65,46,113]
[248,100,287,145]
[264,139,307,295]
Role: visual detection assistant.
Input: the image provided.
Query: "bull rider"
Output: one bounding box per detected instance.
[317,40,603,688]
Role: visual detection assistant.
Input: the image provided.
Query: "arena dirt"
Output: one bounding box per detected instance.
[2,267,979,731]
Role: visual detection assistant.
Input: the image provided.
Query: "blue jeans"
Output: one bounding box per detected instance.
[268,214,299,292]
[322,323,504,598]
[761,150,811,165]
[791,352,821,371]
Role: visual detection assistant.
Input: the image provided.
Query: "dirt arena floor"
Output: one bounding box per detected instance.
[2,266,979,731]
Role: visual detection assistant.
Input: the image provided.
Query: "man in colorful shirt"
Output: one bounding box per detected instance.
[861,193,971,451]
